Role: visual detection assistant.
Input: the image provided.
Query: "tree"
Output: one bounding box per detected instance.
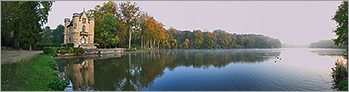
[203,32,216,48]
[87,1,283,49]
[98,13,120,48]
[310,40,340,48]
[1,1,53,50]
[92,0,122,48]
[168,28,179,48]
[144,17,158,49]
[194,30,204,48]
[183,39,190,49]
[119,1,141,49]
[40,26,52,44]
[155,22,167,48]
[52,24,65,44]
[182,31,194,48]
[333,1,348,47]
[214,30,231,48]
[138,13,149,49]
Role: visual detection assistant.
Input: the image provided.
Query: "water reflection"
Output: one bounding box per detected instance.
[310,48,347,56]
[57,49,280,91]
[61,59,95,90]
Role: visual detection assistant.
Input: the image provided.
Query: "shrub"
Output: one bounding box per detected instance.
[49,78,69,91]
[52,43,61,47]
[56,47,85,55]
[43,47,58,55]
[57,48,68,55]
[332,57,348,91]
[74,48,85,55]
[66,43,74,48]
[67,47,74,54]
[48,59,57,70]
[35,43,62,50]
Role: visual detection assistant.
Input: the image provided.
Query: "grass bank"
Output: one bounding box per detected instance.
[1,53,65,91]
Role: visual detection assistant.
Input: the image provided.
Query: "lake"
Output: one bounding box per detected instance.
[56,48,347,91]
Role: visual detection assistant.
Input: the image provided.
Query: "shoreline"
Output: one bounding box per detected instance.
[1,53,67,91]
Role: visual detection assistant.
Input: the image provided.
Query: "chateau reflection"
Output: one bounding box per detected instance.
[63,59,94,90]
[58,49,281,91]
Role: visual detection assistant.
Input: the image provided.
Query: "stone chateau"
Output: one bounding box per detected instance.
[64,9,96,49]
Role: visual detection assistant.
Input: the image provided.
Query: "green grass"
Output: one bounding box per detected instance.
[1,54,58,91]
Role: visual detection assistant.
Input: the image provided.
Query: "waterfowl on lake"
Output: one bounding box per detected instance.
[276,56,282,60]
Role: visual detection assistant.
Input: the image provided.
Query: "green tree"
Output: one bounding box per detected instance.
[52,24,65,44]
[138,13,149,49]
[203,32,216,48]
[333,1,348,47]
[332,2,348,91]
[194,30,204,48]
[87,1,283,49]
[40,26,52,44]
[119,1,141,49]
[168,28,179,48]
[1,1,53,50]
[98,13,120,48]
[92,0,122,48]
[214,30,231,48]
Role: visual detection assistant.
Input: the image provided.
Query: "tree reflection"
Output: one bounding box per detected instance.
[57,49,280,91]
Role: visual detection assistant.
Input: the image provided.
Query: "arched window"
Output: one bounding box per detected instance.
[68,37,71,42]
[81,37,86,44]
[82,18,86,24]
[82,25,86,32]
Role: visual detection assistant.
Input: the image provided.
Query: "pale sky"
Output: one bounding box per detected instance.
[45,1,342,45]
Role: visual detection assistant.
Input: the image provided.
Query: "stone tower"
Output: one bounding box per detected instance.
[64,9,96,49]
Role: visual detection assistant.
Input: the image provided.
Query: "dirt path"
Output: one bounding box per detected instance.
[1,50,42,64]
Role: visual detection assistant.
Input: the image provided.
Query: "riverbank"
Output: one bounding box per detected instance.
[332,56,348,91]
[1,50,42,64]
[1,54,65,90]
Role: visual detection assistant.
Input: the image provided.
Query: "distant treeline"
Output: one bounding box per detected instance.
[310,40,346,48]
[165,29,282,49]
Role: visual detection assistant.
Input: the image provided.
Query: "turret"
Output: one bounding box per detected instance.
[64,18,70,44]
[88,17,95,44]
[72,13,80,47]
[73,13,80,30]
[64,18,70,27]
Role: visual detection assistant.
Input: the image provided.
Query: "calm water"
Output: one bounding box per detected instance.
[56,48,347,91]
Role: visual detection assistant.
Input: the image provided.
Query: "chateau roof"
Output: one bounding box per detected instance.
[66,9,91,27]
[67,20,73,27]
[79,12,84,19]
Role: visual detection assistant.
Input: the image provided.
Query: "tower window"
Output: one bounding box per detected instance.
[81,37,86,44]
[74,23,77,29]
[82,18,86,24]
[68,37,71,42]
[82,25,86,32]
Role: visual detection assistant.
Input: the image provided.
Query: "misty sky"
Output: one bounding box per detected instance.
[45,1,342,45]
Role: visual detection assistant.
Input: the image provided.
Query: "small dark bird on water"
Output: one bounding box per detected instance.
[276,56,281,60]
